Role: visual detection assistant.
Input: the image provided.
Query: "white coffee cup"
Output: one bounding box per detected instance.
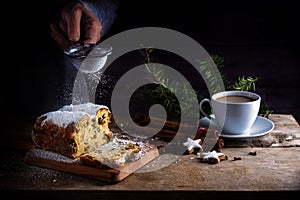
[199,91,261,135]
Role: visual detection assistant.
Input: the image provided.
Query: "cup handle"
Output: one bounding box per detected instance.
[199,98,211,118]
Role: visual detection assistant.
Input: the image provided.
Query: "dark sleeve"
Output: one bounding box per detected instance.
[78,0,119,37]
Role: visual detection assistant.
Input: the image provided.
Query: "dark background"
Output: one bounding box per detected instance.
[2,0,300,123]
[0,1,299,198]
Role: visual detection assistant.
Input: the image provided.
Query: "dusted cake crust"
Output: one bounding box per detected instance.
[32,103,113,158]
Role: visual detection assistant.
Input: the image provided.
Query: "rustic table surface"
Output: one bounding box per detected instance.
[1,114,300,199]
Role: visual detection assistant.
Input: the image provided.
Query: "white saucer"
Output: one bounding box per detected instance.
[198,116,275,139]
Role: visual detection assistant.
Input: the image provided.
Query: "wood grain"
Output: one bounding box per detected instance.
[24,147,159,183]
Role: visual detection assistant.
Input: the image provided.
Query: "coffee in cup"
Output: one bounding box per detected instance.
[199,91,261,135]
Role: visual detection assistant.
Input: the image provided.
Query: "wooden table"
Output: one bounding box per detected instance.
[1,114,300,199]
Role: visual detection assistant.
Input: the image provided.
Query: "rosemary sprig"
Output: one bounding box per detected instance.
[135,48,272,119]
[229,76,258,91]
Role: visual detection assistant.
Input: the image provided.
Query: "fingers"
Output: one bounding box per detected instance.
[61,3,82,43]
[50,23,71,50]
[61,2,102,44]
[52,2,102,50]
[77,3,102,44]
[82,20,102,44]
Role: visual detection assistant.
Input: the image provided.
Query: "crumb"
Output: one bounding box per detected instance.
[233,157,242,161]
[285,135,293,141]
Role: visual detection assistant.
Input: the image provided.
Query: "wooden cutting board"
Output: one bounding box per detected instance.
[24,146,159,183]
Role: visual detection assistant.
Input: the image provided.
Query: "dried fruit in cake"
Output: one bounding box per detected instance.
[80,137,143,168]
[31,103,113,158]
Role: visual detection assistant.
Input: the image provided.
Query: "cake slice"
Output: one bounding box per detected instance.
[80,137,143,168]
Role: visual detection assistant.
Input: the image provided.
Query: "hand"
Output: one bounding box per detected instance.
[50,2,102,50]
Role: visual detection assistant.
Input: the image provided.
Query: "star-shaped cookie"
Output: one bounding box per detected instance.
[183,137,202,154]
[197,150,228,164]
